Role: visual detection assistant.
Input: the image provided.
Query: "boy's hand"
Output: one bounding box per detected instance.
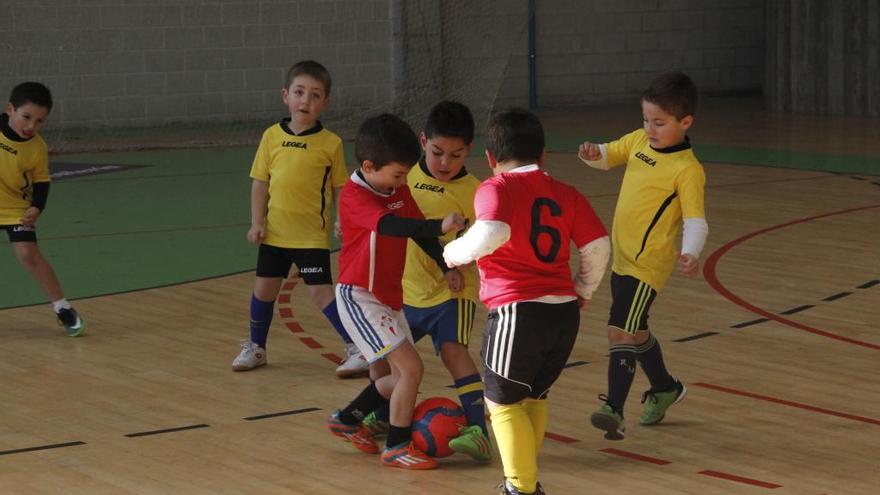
[677,252,699,277]
[577,297,589,310]
[578,142,602,162]
[444,268,464,293]
[247,224,265,245]
[20,207,41,226]
[334,218,342,241]
[441,212,466,234]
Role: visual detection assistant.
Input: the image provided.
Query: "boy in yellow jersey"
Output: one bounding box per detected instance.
[361,101,491,462]
[232,60,367,377]
[1,82,84,336]
[578,71,708,440]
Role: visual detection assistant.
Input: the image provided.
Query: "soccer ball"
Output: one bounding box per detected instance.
[411,397,466,458]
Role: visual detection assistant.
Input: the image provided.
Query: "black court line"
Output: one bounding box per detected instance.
[673,331,719,343]
[873,182,880,187]
[244,407,321,421]
[779,304,815,315]
[0,441,86,456]
[125,424,210,438]
[730,318,769,328]
[858,280,880,289]
[563,360,590,368]
[848,176,867,181]
[823,292,853,301]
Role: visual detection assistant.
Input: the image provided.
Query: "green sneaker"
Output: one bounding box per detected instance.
[448,425,492,462]
[57,308,85,337]
[362,411,390,436]
[640,379,687,426]
[590,402,625,440]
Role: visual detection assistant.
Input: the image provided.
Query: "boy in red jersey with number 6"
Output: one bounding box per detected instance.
[445,108,610,494]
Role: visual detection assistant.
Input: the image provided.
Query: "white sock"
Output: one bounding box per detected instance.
[52,299,72,313]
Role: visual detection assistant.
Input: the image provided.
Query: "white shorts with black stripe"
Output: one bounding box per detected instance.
[336,284,414,364]
[480,300,580,404]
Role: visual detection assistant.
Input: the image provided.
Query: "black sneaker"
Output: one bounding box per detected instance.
[500,480,546,495]
[57,308,85,337]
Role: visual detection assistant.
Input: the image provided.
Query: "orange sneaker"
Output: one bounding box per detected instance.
[327,410,379,454]
[380,441,438,470]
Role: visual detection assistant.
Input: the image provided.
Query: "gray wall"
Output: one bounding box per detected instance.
[765,0,880,117]
[1,0,765,133]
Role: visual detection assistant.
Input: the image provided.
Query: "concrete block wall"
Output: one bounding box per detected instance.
[1,0,397,130]
[1,0,765,132]
[488,0,765,109]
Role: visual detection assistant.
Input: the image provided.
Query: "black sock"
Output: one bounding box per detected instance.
[386,424,412,448]
[636,333,674,391]
[607,345,637,414]
[340,382,387,424]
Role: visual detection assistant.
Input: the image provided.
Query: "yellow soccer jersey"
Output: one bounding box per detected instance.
[249,120,348,249]
[403,160,480,307]
[604,128,706,291]
[0,116,50,225]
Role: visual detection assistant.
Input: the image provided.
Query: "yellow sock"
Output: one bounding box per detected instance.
[523,398,548,452]
[489,403,538,493]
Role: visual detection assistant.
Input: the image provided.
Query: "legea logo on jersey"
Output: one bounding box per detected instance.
[635,151,656,166]
[386,200,404,210]
[0,142,18,155]
[282,140,307,149]
[300,267,323,274]
[413,182,445,193]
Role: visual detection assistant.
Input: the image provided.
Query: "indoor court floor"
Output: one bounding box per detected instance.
[1,97,878,494]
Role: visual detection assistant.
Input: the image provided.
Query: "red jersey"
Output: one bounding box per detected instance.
[338,171,425,310]
[475,166,607,309]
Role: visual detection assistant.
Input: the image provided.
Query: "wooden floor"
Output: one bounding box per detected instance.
[2,102,879,494]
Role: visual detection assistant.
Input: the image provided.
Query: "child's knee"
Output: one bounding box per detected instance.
[14,243,41,268]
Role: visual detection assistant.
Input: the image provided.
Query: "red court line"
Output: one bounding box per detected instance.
[282,281,296,291]
[699,470,781,489]
[694,382,880,426]
[277,293,291,304]
[286,322,304,333]
[543,431,579,443]
[703,204,880,351]
[600,447,671,465]
[322,352,343,365]
[278,307,293,318]
[299,337,323,349]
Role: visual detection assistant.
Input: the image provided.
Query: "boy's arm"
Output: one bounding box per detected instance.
[578,142,610,170]
[247,179,269,245]
[332,186,343,239]
[575,236,611,301]
[678,217,708,277]
[443,220,510,267]
[21,182,50,226]
[412,236,452,274]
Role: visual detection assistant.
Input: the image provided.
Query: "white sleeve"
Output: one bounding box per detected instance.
[575,235,611,300]
[681,217,709,258]
[579,143,610,170]
[443,220,511,266]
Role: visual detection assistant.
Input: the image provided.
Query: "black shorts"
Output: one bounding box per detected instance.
[608,272,657,334]
[1,224,37,243]
[255,244,333,285]
[480,300,580,404]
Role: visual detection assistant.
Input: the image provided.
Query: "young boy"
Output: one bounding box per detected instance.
[444,109,610,495]
[361,101,491,462]
[232,60,367,377]
[577,71,708,440]
[1,82,84,337]
[326,113,464,470]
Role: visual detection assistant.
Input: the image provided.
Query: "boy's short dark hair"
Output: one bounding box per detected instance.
[642,71,698,120]
[285,60,332,95]
[355,113,421,170]
[486,108,544,164]
[424,100,474,144]
[9,82,53,111]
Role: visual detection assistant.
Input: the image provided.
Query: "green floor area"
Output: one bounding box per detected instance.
[2,137,877,310]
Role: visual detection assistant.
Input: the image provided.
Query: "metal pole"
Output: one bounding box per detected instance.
[528,0,537,110]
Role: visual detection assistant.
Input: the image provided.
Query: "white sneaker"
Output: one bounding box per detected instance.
[335,343,368,378]
[232,341,267,371]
